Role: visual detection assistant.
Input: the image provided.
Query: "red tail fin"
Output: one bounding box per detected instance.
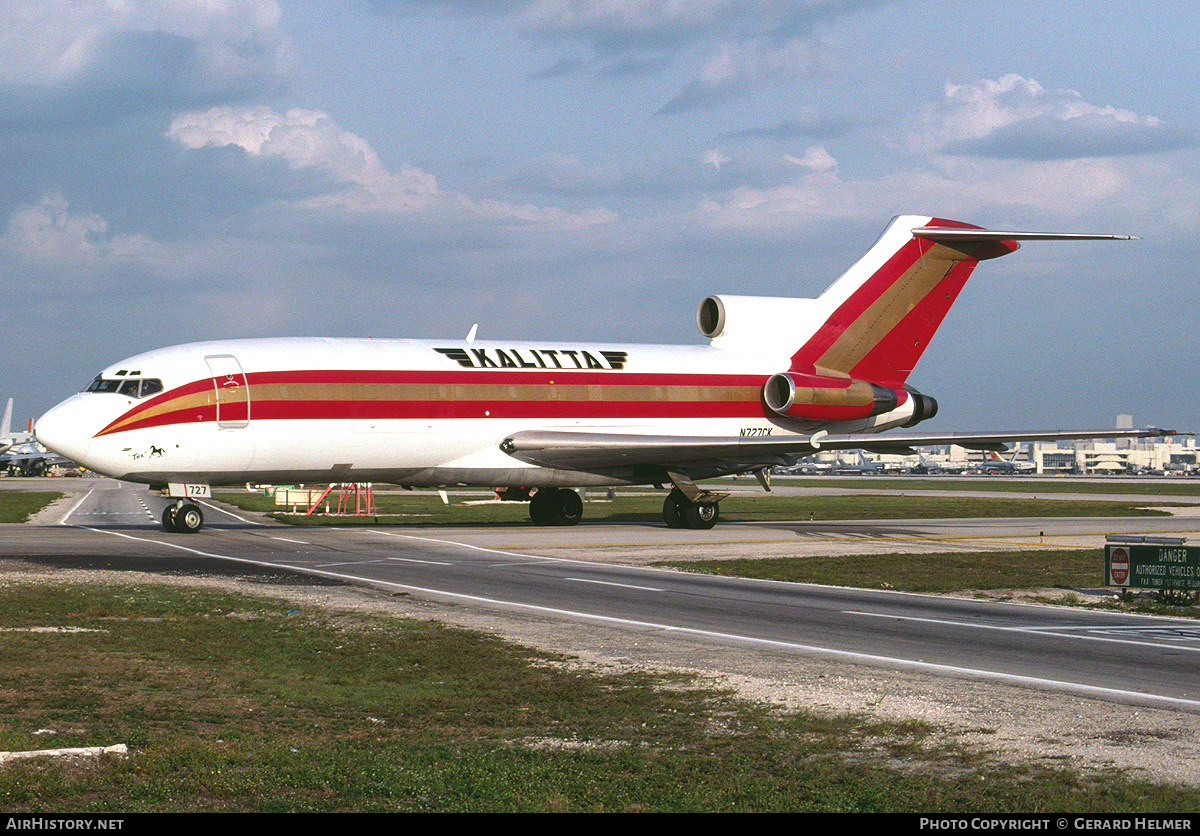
[790,216,1018,385]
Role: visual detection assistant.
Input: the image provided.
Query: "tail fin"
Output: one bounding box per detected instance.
[788,216,1132,385]
[0,398,12,454]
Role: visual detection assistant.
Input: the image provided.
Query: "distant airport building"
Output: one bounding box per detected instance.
[1031,436,1197,475]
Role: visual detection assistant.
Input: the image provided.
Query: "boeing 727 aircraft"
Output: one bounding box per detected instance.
[34,215,1174,533]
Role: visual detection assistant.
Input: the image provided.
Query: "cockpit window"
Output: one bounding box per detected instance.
[87,376,164,398]
[87,377,122,394]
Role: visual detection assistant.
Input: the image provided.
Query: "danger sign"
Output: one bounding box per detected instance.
[1105,542,1200,591]
[1109,546,1130,585]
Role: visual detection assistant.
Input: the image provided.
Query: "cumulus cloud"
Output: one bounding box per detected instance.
[167,105,615,229]
[657,36,823,115]
[519,0,872,53]
[0,193,150,266]
[783,146,837,172]
[911,74,1195,160]
[688,71,1184,230]
[719,107,855,141]
[511,147,837,202]
[698,146,855,223]
[378,0,855,50]
[168,106,441,212]
[376,1,866,110]
[0,0,290,128]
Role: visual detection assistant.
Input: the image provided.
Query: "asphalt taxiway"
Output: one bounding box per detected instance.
[6,476,1200,716]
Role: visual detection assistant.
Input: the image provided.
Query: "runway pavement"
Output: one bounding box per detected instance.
[5,476,1200,714]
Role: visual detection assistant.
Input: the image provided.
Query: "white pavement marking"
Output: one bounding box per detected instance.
[851,609,1200,654]
[67,523,1200,714]
[566,577,665,592]
[58,490,94,525]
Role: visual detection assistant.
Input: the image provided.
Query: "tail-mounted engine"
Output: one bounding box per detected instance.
[696,292,939,428]
[763,372,938,427]
[697,294,823,344]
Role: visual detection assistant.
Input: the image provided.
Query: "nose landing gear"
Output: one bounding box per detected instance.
[162,501,204,533]
[157,483,211,533]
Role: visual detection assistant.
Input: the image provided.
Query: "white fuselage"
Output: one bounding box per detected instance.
[34,335,921,489]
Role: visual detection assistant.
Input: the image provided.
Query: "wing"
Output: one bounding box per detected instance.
[500,428,1180,475]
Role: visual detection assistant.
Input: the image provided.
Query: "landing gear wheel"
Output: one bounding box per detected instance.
[663,492,686,528]
[661,488,719,530]
[175,503,204,534]
[529,489,552,525]
[682,501,719,530]
[529,488,583,526]
[163,503,203,533]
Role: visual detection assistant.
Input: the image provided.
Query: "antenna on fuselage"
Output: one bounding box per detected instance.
[466,324,479,343]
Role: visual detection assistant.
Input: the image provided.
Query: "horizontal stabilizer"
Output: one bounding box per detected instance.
[912,226,1137,243]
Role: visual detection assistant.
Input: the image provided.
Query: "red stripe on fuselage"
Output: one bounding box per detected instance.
[95,368,771,437]
[248,398,757,421]
[241,368,767,387]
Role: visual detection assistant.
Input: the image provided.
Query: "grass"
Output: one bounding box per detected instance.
[775,476,1200,496]
[215,488,1184,526]
[3,482,1188,528]
[655,550,1200,617]
[654,549,1107,593]
[2,581,1197,812]
[0,492,62,523]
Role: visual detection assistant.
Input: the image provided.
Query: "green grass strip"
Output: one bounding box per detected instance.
[0,492,62,523]
[1,582,1197,812]
[775,477,1200,496]
[216,490,1182,526]
[656,549,1106,594]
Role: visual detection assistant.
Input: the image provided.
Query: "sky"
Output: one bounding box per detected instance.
[2,0,1197,434]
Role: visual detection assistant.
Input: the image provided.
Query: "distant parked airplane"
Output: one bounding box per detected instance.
[1,441,70,477]
[982,449,1037,474]
[0,398,13,455]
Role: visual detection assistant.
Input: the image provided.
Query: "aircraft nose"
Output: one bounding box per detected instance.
[34,395,93,466]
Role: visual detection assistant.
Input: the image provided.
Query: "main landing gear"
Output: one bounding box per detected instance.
[522,485,722,529]
[528,487,584,526]
[162,501,204,533]
[662,488,720,530]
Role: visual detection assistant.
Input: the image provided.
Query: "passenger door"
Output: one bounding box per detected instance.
[205,354,250,428]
